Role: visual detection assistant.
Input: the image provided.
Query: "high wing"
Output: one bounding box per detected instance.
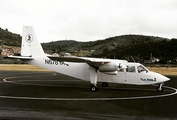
[48,56,111,67]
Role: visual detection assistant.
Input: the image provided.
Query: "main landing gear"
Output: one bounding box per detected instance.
[90,82,109,92]
[90,85,98,92]
[157,83,164,92]
[89,66,99,92]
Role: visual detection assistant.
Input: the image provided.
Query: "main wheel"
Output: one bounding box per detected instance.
[90,86,98,92]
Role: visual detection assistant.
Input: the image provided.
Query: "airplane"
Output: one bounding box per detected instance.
[7,26,170,92]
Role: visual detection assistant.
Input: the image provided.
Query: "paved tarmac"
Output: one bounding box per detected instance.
[0,70,177,120]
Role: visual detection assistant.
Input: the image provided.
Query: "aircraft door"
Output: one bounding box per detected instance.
[124,66,136,84]
[112,69,126,84]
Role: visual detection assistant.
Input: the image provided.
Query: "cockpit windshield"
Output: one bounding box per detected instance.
[137,65,149,73]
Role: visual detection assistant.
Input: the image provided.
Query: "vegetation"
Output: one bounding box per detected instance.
[96,38,177,63]
[0,27,21,46]
[0,27,177,65]
[42,35,170,56]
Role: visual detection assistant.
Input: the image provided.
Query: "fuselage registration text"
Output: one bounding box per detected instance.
[45,59,69,66]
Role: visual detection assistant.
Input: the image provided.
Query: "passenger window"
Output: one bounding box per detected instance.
[126,66,135,72]
[137,65,148,73]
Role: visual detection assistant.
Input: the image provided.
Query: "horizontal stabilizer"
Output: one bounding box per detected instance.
[7,56,34,60]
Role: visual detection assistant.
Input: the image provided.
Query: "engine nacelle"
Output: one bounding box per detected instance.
[101,71,118,75]
[99,62,127,75]
[99,62,119,72]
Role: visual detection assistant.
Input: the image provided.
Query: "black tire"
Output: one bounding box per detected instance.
[90,86,98,92]
[102,82,108,87]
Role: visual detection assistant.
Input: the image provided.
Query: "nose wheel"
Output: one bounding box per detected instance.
[157,83,164,92]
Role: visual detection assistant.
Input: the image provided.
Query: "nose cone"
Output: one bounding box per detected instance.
[150,71,170,83]
[161,75,170,82]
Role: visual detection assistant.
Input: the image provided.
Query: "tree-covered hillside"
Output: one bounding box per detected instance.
[1,26,177,64]
[42,35,170,58]
[96,38,177,63]
[0,27,21,46]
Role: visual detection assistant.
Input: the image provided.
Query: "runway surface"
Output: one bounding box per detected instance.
[0,70,177,120]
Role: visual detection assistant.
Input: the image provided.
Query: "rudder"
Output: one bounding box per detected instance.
[21,26,45,57]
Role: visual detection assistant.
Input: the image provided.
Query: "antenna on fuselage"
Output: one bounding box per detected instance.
[131,56,136,63]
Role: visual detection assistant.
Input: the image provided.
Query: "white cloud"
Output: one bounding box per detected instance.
[0,0,177,43]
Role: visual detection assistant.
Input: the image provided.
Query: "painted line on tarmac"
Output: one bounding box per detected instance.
[1,77,177,101]
[3,78,86,88]
[0,86,176,101]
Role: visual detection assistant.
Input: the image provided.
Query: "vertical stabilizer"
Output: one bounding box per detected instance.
[21,26,45,57]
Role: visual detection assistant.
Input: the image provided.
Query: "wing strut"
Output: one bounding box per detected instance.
[89,66,98,92]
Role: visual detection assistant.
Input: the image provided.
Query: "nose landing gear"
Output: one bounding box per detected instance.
[157,83,164,92]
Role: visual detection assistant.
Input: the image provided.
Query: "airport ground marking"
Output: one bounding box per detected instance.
[1,76,177,101]
[0,86,176,101]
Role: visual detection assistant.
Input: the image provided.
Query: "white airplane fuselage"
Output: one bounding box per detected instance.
[24,57,169,86]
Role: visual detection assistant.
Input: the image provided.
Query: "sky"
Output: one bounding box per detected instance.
[0,0,177,43]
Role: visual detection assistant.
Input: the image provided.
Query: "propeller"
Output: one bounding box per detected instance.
[118,63,127,70]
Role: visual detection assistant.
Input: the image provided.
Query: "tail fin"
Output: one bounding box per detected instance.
[21,26,45,57]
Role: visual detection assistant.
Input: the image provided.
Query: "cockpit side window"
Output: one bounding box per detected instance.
[137,65,148,73]
[126,66,135,72]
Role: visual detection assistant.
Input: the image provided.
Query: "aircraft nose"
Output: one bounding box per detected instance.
[160,75,170,82]
[150,71,170,83]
